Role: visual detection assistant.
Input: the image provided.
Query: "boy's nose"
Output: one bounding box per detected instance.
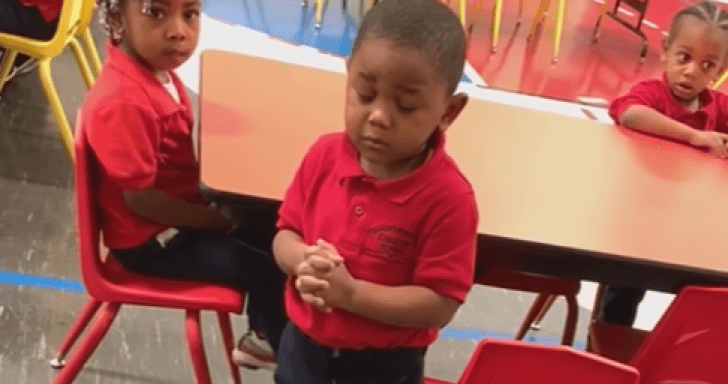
[166,17,188,40]
[367,106,392,129]
[684,62,699,77]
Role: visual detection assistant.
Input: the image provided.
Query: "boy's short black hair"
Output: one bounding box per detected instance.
[351,0,467,95]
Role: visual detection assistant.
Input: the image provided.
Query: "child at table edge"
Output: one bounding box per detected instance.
[271,0,478,383]
[604,1,728,326]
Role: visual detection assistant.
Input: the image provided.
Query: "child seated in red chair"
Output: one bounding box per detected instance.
[0,0,62,86]
[79,0,286,370]
[272,0,478,382]
[605,0,728,327]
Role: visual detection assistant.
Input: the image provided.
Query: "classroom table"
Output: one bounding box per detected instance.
[198,49,728,294]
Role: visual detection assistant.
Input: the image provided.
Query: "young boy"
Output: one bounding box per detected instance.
[80,0,286,369]
[272,0,478,382]
[606,1,728,326]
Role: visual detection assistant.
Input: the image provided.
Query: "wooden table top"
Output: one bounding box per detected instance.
[199,49,728,292]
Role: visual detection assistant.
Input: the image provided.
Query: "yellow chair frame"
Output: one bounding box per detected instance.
[308,0,466,30]
[487,0,523,53]
[0,0,101,161]
[528,0,566,63]
[487,0,565,63]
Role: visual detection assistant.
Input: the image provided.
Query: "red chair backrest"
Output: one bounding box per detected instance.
[630,286,728,384]
[74,118,106,299]
[457,339,639,384]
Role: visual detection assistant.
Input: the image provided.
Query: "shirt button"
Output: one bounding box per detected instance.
[354,206,364,216]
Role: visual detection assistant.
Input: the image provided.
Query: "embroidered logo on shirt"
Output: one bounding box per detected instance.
[362,225,416,264]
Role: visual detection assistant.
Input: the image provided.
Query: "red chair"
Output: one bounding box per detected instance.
[425,339,640,384]
[50,121,244,384]
[629,286,728,383]
[475,269,580,345]
[589,285,728,383]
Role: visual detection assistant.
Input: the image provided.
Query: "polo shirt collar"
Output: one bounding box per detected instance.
[661,73,714,111]
[337,130,447,204]
[105,41,191,117]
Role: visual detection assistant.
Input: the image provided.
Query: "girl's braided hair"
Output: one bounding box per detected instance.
[97,0,153,43]
[97,0,123,43]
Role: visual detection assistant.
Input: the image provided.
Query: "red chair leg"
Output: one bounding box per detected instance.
[52,302,121,384]
[586,283,607,351]
[217,311,241,384]
[515,293,551,340]
[533,294,558,326]
[561,294,578,345]
[185,310,212,384]
[51,298,103,368]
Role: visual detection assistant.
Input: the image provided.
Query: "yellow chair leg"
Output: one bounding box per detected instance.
[315,0,324,28]
[360,0,376,18]
[492,0,503,53]
[551,0,565,63]
[0,50,18,91]
[518,0,523,22]
[37,59,74,161]
[528,0,551,40]
[69,37,95,89]
[458,0,466,27]
[81,28,102,76]
[592,0,609,42]
[715,70,728,89]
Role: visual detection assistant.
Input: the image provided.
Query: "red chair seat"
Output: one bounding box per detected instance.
[427,339,639,384]
[424,379,454,384]
[95,256,242,312]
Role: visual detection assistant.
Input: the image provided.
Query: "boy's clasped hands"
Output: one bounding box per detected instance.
[295,239,357,313]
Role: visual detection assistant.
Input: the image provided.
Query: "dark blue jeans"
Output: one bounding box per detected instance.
[599,286,646,326]
[0,0,57,39]
[275,323,426,384]
[0,0,58,69]
[111,229,287,354]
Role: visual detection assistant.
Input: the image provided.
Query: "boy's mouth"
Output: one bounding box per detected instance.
[360,136,388,150]
[675,82,694,93]
[164,48,190,58]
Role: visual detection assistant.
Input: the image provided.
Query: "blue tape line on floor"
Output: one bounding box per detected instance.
[0,270,587,348]
[440,327,586,350]
[0,270,85,293]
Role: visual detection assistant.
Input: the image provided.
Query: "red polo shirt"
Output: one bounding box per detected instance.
[18,0,62,23]
[609,77,728,132]
[80,42,202,249]
[277,131,478,349]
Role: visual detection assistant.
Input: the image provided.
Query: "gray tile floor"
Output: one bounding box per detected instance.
[0,20,593,384]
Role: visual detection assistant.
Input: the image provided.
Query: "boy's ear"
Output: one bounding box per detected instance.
[660,36,670,63]
[439,93,468,132]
